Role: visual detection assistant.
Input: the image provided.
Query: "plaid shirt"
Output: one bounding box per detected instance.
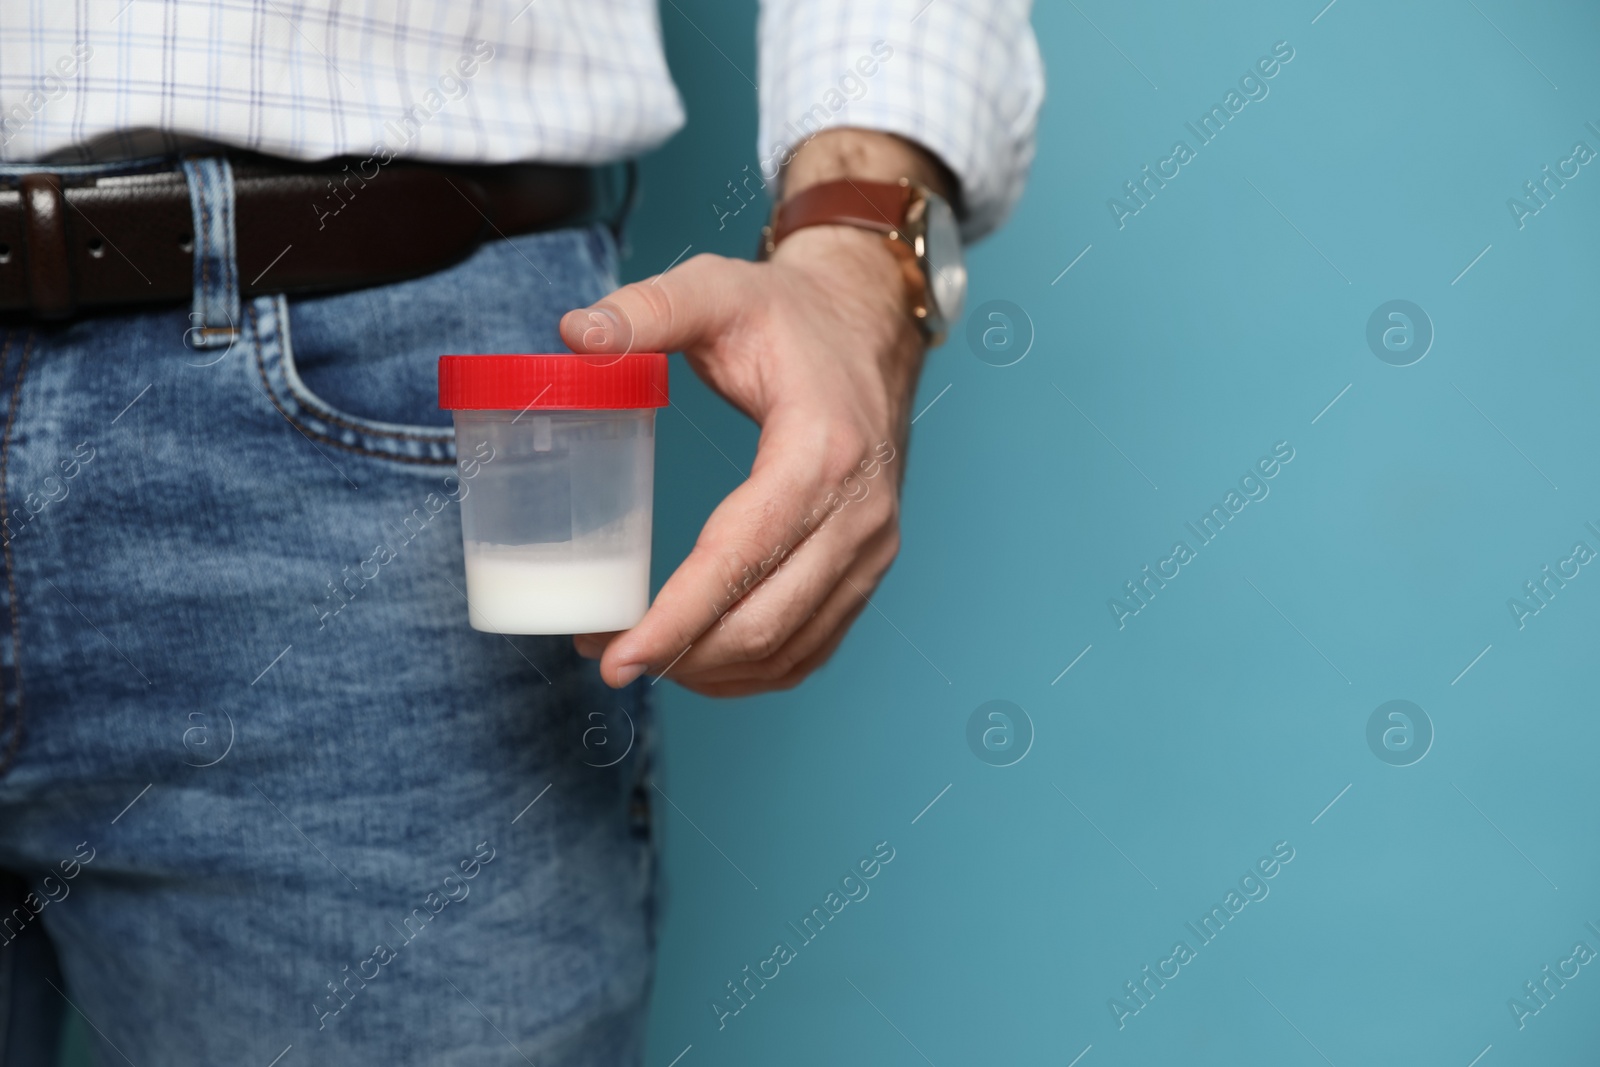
[0,0,1041,237]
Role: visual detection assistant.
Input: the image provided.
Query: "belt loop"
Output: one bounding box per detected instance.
[18,174,72,319]
[180,156,240,348]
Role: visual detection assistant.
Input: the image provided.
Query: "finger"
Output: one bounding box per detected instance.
[595,412,869,688]
[567,511,841,677]
[558,253,750,356]
[673,514,890,689]
[670,521,895,688]
[653,481,886,679]
[573,632,618,660]
[676,579,874,689]
[678,603,866,698]
[674,582,872,695]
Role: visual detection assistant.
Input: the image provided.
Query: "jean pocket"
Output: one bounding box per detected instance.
[251,294,456,467]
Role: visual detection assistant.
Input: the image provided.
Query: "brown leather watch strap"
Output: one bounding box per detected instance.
[765,179,913,254]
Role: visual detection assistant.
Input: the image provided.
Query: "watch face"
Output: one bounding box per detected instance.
[922,193,967,327]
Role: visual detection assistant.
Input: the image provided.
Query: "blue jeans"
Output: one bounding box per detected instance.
[0,158,656,1065]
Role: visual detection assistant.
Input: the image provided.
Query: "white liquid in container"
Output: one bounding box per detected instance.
[445,401,658,636]
[463,541,650,634]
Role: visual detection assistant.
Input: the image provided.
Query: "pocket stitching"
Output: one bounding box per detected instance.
[271,295,454,444]
[251,301,456,467]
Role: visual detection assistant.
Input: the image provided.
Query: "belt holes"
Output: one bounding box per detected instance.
[0,244,9,264]
[179,231,193,254]
[87,236,105,258]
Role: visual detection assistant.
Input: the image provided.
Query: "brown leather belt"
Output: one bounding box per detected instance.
[0,153,630,319]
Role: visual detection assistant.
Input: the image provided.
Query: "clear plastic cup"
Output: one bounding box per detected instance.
[438,353,668,634]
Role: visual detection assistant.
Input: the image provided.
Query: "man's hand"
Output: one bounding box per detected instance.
[561,129,953,696]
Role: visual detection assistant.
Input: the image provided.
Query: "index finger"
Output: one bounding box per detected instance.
[596,411,847,686]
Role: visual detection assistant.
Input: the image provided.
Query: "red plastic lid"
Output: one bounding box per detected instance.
[438,353,669,411]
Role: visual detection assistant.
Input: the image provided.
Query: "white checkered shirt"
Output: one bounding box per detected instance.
[0,0,1041,237]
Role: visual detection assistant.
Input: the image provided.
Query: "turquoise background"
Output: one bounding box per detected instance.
[51,1,1600,1064]
[631,1,1600,1065]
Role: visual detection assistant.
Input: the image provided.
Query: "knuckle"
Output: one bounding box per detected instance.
[879,524,903,566]
[822,424,868,480]
[759,640,803,682]
[871,488,902,530]
[626,279,677,333]
[799,428,875,512]
[733,617,784,663]
[685,251,728,272]
[703,536,773,602]
[767,669,806,692]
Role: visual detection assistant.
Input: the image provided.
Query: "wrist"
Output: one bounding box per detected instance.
[782,128,958,207]
[770,131,967,347]
[768,224,927,411]
[770,225,923,343]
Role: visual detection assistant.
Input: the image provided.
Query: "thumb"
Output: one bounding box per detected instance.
[560,253,749,356]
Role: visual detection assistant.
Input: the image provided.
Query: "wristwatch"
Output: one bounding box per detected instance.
[761,178,967,344]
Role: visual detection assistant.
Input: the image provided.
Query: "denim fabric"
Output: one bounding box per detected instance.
[0,159,656,1066]
[180,156,240,349]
